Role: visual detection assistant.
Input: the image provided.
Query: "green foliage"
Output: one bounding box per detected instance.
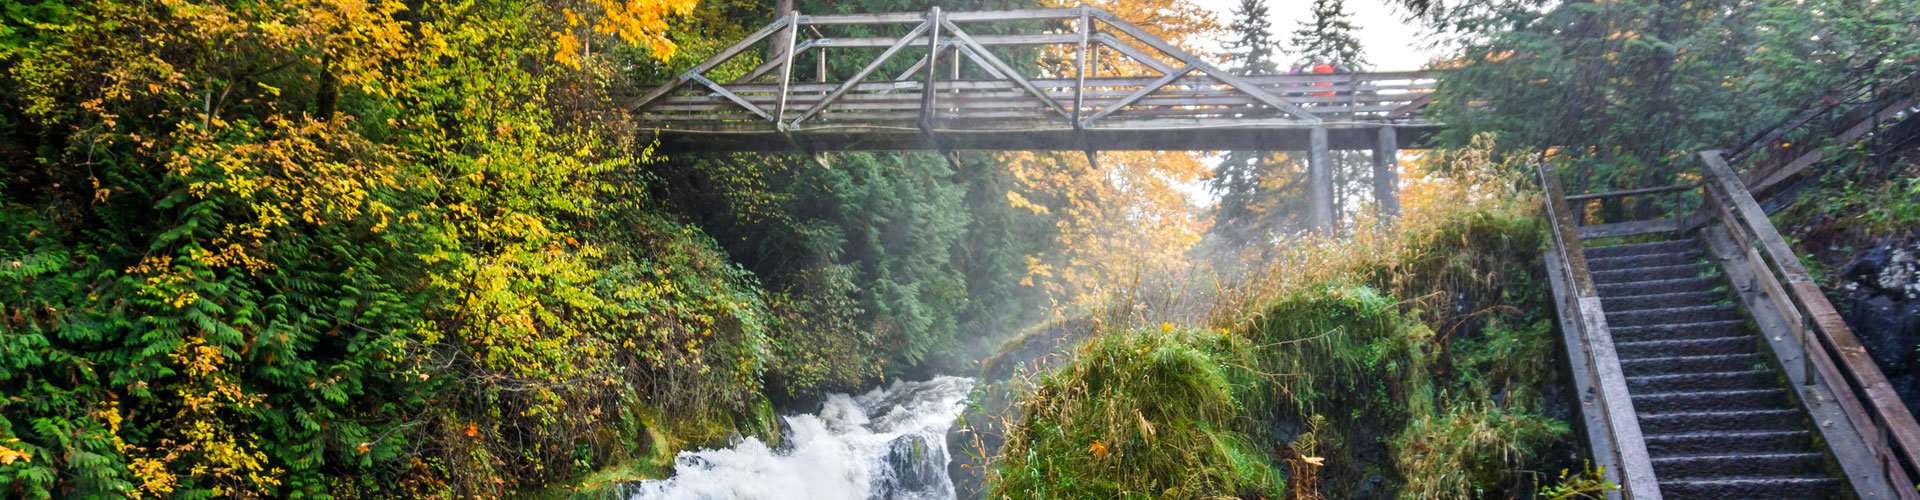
[990,326,1287,499]
[1537,462,1620,500]
[1426,0,1918,194]
[1288,0,1367,69]
[992,199,1570,499]
[0,0,785,497]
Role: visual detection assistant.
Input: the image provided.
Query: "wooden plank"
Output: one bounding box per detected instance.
[1701,149,1920,486]
[1700,226,1912,500]
[1577,218,1680,243]
[688,73,773,121]
[695,74,1430,94]
[1748,95,1919,193]
[790,19,933,126]
[1090,32,1179,76]
[1543,251,1625,500]
[805,33,1078,48]
[658,85,1421,105]
[918,7,943,135]
[952,42,1011,80]
[1087,9,1319,122]
[1073,11,1088,124]
[1080,65,1197,126]
[942,18,1071,120]
[1538,162,1661,500]
[638,121,1443,152]
[774,12,800,125]
[736,39,817,84]
[631,16,791,111]
[798,8,1084,25]
[1564,182,1701,202]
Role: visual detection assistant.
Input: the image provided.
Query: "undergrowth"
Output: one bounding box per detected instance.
[988,136,1575,499]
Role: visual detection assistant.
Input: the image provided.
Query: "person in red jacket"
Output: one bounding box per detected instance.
[1311,61,1336,97]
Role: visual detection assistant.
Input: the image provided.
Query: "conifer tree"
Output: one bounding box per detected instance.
[1210,0,1286,247]
[1289,0,1368,69]
[1224,0,1278,74]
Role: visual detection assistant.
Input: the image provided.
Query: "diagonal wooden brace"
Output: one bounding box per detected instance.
[941,18,1073,120]
[1087,8,1318,123]
[789,18,933,127]
[631,15,792,111]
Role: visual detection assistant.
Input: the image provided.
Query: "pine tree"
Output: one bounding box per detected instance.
[1289,0,1368,69]
[1209,0,1286,247]
[1224,0,1278,74]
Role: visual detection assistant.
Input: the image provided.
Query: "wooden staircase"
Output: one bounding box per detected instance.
[1540,152,1920,500]
[1586,238,1840,498]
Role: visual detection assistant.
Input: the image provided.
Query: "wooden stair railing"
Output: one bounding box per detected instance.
[1540,162,1664,500]
[1697,149,1920,498]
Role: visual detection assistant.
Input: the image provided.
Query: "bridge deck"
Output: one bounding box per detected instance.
[631,6,1436,153]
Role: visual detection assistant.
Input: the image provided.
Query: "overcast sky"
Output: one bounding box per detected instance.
[1185,0,1442,71]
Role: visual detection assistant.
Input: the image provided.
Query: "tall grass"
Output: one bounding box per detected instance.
[988,135,1575,499]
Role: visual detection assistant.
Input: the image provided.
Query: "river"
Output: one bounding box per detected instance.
[625,376,976,500]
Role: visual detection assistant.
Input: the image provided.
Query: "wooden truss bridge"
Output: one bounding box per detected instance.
[629,5,1437,227]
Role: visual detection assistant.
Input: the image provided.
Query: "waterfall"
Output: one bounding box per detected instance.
[626,376,975,500]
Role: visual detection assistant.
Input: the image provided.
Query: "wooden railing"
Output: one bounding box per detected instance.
[1726,70,1919,195]
[1559,181,1706,240]
[1697,150,1920,496]
[1539,163,1664,500]
[629,6,1437,133]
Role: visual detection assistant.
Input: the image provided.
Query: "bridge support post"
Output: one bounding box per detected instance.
[1373,126,1399,218]
[1309,126,1333,234]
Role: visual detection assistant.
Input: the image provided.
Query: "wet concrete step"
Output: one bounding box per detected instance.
[1619,353,1769,376]
[1657,476,1839,500]
[1582,239,1699,260]
[1607,305,1741,328]
[1611,320,1746,343]
[1638,409,1805,434]
[1651,452,1826,481]
[1643,430,1814,456]
[1604,291,1725,312]
[1598,277,1720,297]
[1587,250,1702,272]
[1628,370,1776,393]
[1593,264,1713,284]
[1632,388,1791,413]
[1616,336,1756,359]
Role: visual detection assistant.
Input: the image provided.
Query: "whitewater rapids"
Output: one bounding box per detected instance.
[625,376,975,500]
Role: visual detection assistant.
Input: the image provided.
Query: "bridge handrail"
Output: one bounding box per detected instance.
[1696,149,1920,496]
[628,5,1441,135]
[1539,163,1664,500]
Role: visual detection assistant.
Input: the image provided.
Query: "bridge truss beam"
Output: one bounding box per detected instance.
[630,5,1434,231]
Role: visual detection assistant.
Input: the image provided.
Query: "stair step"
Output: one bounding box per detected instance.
[1638,409,1804,434]
[1598,277,1721,297]
[1632,388,1791,413]
[1611,320,1747,343]
[1620,353,1769,376]
[1617,336,1756,359]
[1628,371,1776,393]
[1582,240,1698,259]
[1587,250,1703,272]
[1644,430,1814,456]
[1657,476,1839,499]
[1593,264,1712,284]
[1607,305,1741,328]
[1604,291,1726,312]
[1650,452,1826,480]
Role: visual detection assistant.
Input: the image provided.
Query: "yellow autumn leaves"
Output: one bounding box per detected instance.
[552,0,698,68]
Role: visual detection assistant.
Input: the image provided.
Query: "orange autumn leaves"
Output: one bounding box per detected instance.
[552,0,697,68]
[1000,0,1223,308]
